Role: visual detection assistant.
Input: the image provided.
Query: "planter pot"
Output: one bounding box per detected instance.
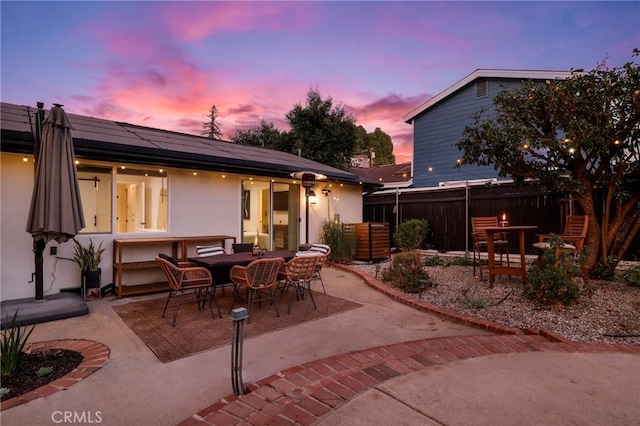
[81,268,101,289]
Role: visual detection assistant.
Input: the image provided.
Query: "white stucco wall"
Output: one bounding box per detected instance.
[0,153,363,300]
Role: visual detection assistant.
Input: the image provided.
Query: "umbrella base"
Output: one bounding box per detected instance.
[1,292,88,328]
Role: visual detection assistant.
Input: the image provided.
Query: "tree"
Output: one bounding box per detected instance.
[368,127,396,166]
[352,126,396,166]
[231,120,284,149]
[456,53,640,273]
[202,105,223,139]
[285,89,357,170]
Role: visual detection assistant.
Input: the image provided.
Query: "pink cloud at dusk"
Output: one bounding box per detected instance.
[2,1,637,166]
[159,2,317,41]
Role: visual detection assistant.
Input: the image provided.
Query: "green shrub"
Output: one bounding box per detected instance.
[381,251,434,293]
[1,312,36,376]
[446,256,475,267]
[423,255,445,267]
[394,219,429,251]
[590,256,619,281]
[622,265,640,287]
[465,295,492,309]
[36,366,53,377]
[524,235,582,305]
[320,220,356,263]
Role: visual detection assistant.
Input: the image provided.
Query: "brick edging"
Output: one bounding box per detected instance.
[0,339,110,411]
[181,334,638,425]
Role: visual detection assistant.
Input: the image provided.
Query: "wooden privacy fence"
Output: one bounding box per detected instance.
[363,182,571,255]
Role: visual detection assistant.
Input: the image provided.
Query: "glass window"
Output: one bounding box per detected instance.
[116,168,168,233]
[77,165,112,233]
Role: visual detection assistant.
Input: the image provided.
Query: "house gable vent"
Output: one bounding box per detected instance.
[476,80,488,98]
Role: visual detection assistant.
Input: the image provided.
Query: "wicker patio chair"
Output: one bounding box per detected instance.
[156,254,221,327]
[303,243,331,294]
[277,254,321,314]
[229,257,285,322]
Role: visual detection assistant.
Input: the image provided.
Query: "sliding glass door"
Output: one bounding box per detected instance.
[241,180,299,250]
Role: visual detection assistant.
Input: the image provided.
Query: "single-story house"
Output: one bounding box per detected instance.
[1,102,377,300]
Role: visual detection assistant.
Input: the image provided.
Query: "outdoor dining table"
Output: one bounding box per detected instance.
[481,225,538,288]
[188,250,296,285]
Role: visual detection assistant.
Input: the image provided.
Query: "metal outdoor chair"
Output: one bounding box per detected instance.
[156,255,221,327]
[229,257,285,322]
[471,216,510,281]
[277,254,321,314]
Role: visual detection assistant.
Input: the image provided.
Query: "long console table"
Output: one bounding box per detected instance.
[112,235,235,298]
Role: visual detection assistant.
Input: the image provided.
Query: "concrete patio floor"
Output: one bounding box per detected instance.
[1,265,638,425]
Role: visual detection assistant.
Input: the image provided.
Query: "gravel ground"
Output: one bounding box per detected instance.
[350,258,640,346]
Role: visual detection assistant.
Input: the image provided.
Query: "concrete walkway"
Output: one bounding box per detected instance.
[1,265,638,425]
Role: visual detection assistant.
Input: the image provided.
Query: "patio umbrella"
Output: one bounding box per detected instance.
[26,104,85,300]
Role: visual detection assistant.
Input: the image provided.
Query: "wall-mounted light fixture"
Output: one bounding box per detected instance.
[291,171,327,243]
[321,188,331,197]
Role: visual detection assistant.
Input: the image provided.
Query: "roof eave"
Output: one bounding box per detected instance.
[403,69,578,123]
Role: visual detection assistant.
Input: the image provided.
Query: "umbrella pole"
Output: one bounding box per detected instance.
[34,239,46,300]
[33,103,46,301]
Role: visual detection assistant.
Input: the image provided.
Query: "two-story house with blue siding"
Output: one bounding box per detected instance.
[403,69,575,188]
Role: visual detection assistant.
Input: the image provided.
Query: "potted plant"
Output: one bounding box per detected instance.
[72,238,105,295]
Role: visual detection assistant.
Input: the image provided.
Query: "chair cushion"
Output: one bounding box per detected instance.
[158,253,180,267]
[309,243,330,254]
[295,251,321,257]
[232,243,253,253]
[533,242,576,251]
[196,244,224,257]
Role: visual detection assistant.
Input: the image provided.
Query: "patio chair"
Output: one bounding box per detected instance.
[471,216,510,281]
[156,254,221,327]
[298,243,331,294]
[277,254,321,314]
[533,215,588,254]
[229,257,285,322]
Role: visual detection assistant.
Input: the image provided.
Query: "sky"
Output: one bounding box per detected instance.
[1,1,638,164]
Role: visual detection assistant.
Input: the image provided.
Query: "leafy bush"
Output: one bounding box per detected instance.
[320,220,356,263]
[394,219,429,251]
[590,256,619,281]
[524,235,582,305]
[446,256,475,266]
[423,255,445,266]
[381,251,434,293]
[622,265,640,287]
[1,312,36,376]
[36,366,53,377]
[464,295,492,309]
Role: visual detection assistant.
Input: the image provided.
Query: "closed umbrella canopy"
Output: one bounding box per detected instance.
[26,105,85,243]
[26,104,85,300]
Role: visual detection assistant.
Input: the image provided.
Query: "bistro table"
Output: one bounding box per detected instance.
[188,250,296,285]
[482,225,538,288]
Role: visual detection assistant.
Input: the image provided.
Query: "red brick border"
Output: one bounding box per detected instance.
[0,339,109,411]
